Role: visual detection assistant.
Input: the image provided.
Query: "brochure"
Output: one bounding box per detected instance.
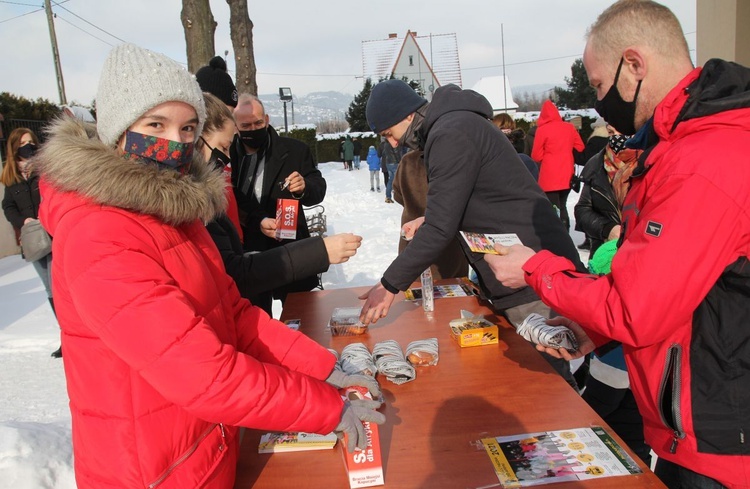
[481,426,642,487]
[460,231,523,254]
[258,431,337,453]
[404,283,476,302]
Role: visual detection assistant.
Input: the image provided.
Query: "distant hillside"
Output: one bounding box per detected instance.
[260,91,353,128]
[512,83,559,99]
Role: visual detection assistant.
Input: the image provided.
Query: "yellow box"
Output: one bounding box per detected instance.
[449,317,499,347]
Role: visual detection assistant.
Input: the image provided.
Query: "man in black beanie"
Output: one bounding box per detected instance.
[195,56,239,109]
[360,79,585,389]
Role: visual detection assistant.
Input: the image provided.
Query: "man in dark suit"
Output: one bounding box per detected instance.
[231,93,327,298]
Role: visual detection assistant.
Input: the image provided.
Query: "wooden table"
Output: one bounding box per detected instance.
[234,285,665,489]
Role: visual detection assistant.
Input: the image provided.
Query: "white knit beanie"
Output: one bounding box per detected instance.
[96,43,206,146]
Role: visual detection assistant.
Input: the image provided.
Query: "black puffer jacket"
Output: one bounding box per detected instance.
[205,214,329,314]
[381,84,584,310]
[574,150,620,255]
[2,173,41,230]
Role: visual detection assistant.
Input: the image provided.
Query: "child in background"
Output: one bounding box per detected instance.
[366,145,381,192]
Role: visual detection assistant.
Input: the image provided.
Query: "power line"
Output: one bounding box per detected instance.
[463,53,582,72]
[0,0,67,23]
[0,6,42,23]
[0,0,40,5]
[51,0,127,44]
[56,13,113,47]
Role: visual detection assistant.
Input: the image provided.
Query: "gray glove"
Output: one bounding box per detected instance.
[335,399,386,452]
[326,368,381,398]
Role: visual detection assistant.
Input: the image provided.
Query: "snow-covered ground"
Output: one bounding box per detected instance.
[0,161,587,488]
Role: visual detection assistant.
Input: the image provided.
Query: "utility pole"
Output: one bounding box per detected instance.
[44,0,67,105]
[501,23,507,114]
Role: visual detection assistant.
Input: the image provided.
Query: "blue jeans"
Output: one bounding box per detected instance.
[353,155,361,169]
[32,253,53,299]
[385,163,398,199]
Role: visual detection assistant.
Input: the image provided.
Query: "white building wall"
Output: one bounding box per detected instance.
[391,37,439,101]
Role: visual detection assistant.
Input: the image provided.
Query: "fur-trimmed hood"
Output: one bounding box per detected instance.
[36,117,227,229]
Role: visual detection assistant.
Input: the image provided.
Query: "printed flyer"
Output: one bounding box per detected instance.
[481,426,642,487]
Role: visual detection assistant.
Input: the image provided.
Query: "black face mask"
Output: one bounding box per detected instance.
[16,143,37,160]
[239,126,268,150]
[209,147,230,168]
[595,57,642,135]
[201,138,231,169]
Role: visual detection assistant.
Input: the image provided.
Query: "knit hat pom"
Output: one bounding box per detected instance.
[195,56,238,108]
[95,44,206,147]
[208,56,227,72]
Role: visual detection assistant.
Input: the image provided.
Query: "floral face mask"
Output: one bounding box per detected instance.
[123,131,194,174]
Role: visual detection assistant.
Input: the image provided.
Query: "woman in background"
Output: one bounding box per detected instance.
[2,128,60,358]
[197,92,362,314]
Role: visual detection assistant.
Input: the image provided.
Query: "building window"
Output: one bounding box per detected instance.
[409,55,414,66]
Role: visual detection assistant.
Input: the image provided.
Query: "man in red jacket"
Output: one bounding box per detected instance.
[484,1,750,488]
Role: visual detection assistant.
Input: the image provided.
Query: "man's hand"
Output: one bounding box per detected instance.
[285,171,306,195]
[534,316,595,361]
[260,218,277,239]
[400,216,425,241]
[483,243,537,289]
[358,283,395,325]
[323,233,362,264]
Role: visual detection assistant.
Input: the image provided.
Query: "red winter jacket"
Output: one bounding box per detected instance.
[522,61,750,487]
[37,119,343,489]
[531,100,584,192]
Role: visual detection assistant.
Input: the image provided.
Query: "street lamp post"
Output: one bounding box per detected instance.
[279,87,293,134]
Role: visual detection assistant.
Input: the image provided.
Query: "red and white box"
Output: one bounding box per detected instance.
[339,386,384,488]
[275,198,299,240]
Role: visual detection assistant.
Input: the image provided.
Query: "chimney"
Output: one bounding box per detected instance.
[388,33,397,38]
[412,31,417,37]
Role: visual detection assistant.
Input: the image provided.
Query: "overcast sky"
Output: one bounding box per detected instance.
[0,0,696,106]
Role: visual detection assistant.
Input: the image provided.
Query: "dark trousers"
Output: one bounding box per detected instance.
[582,377,651,465]
[654,458,727,489]
[545,189,571,230]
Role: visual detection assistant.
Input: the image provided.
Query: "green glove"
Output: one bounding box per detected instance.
[335,399,386,452]
[326,369,381,398]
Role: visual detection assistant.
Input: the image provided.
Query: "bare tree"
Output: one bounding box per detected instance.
[226,0,258,95]
[181,0,216,73]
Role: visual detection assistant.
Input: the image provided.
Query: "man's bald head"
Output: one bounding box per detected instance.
[586,0,691,69]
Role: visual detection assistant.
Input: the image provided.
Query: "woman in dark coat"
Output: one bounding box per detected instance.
[2,127,60,357]
[574,128,640,256]
[198,93,361,314]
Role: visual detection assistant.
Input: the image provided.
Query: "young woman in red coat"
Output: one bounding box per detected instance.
[36,44,382,489]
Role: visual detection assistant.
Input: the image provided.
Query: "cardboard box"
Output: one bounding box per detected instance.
[339,386,384,488]
[449,317,499,347]
[275,198,299,240]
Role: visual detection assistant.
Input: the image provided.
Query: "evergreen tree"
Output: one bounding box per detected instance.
[345,78,373,132]
[553,58,597,109]
[0,92,61,121]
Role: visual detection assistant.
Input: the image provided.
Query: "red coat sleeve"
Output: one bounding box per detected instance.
[522,172,747,348]
[63,212,343,435]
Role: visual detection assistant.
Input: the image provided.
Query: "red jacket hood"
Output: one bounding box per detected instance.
[537,100,562,126]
